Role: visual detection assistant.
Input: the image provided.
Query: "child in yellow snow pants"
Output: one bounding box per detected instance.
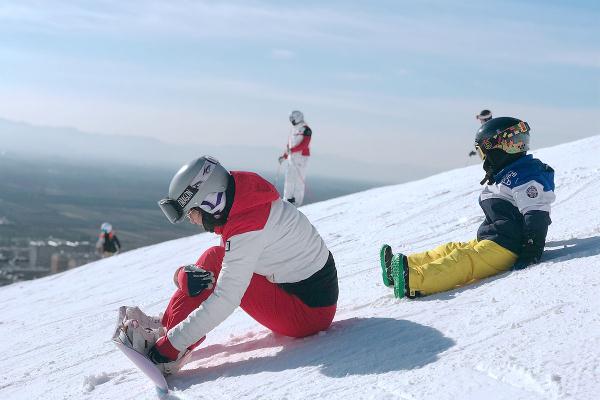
[394,240,517,297]
[379,116,555,299]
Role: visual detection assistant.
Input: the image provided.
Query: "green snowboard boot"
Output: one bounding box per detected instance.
[391,253,407,299]
[379,244,394,287]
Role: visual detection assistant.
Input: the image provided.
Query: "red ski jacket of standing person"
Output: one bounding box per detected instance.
[284,124,312,158]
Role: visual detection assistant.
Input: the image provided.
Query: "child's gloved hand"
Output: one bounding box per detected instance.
[513,238,542,270]
[174,265,215,297]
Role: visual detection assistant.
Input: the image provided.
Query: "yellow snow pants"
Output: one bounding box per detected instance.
[406,239,517,296]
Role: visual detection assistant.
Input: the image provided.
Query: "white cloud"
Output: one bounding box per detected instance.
[270,49,295,60]
[336,72,379,82]
[1,1,596,70]
[542,51,600,69]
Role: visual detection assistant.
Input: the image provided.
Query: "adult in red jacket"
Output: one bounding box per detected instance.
[278,110,312,206]
[122,156,338,374]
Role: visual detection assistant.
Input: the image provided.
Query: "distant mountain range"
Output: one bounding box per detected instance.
[0,117,438,183]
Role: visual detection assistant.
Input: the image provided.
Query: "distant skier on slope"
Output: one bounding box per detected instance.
[476,109,493,124]
[469,109,494,157]
[278,110,312,206]
[96,222,121,258]
[379,117,555,298]
[116,156,338,374]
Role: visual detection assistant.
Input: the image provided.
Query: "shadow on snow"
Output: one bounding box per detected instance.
[171,317,454,388]
[543,236,600,263]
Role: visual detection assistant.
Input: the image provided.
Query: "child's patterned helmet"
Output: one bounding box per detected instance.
[474,117,530,159]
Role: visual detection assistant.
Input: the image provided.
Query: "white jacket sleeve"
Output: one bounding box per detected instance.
[512,180,555,214]
[167,230,265,351]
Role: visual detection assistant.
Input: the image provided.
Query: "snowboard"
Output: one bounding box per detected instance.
[112,324,169,395]
[113,337,169,394]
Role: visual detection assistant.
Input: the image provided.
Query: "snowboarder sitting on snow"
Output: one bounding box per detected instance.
[379,117,555,299]
[116,156,338,374]
[96,222,121,258]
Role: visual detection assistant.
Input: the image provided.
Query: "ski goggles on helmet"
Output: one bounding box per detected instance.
[158,184,202,224]
[477,121,530,156]
[474,145,486,160]
[158,198,185,224]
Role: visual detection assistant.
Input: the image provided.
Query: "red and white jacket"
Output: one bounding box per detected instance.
[284,123,312,158]
[166,172,330,352]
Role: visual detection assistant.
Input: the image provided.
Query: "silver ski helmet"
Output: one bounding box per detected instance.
[158,156,229,224]
[289,110,304,125]
[474,117,530,160]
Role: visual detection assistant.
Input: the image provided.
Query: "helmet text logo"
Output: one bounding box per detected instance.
[178,189,195,207]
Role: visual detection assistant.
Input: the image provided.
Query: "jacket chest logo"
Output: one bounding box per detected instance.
[501,171,517,186]
[526,186,539,198]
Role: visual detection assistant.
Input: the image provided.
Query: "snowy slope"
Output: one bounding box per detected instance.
[1,136,599,400]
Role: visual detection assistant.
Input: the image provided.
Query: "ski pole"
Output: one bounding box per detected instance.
[275,162,282,189]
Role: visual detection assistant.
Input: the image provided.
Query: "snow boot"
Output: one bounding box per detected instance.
[379,244,395,287]
[117,318,162,356]
[115,306,165,356]
[119,306,163,330]
[391,253,408,299]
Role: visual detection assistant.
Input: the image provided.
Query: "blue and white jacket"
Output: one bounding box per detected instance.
[477,154,555,255]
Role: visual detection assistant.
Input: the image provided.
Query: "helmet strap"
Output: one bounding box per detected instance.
[200,211,222,233]
[480,170,495,185]
[480,159,496,185]
[480,151,526,185]
[200,174,235,233]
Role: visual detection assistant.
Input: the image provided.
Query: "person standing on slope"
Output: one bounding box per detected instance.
[470,109,495,157]
[278,110,312,206]
[379,117,555,298]
[115,156,338,374]
[476,109,493,124]
[96,222,121,258]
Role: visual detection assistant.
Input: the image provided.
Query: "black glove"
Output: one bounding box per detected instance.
[176,264,215,297]
[513,210,551,270]
[513,238,543,270]
[148,344,172,365]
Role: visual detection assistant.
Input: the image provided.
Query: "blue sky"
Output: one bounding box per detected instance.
[0,0,598,173]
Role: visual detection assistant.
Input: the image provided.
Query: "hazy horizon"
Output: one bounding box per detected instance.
[0,116,443,183]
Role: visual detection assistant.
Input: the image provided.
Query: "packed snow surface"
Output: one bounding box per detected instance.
[1,136,599,400]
